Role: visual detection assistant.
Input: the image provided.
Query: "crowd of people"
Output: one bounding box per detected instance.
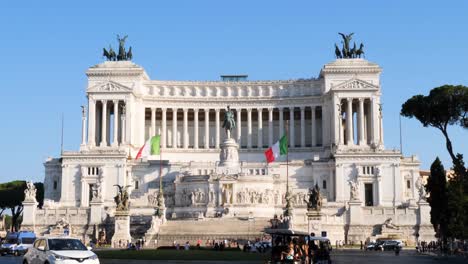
[271,233,331,264]
[417,240,468,256]
[112,238,146,250]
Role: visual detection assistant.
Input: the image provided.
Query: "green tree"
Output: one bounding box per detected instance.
[0,181,44,231]
[426,158,449,242]
[446,155,468,239]
[402,85,468,240]
[401,85,467,167]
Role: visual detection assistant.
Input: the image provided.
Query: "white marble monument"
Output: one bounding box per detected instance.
[24,40,434,245]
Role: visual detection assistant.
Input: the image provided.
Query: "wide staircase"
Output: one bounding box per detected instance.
[146,217,271,247]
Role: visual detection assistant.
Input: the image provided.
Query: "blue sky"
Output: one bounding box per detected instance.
[1,0,467,183]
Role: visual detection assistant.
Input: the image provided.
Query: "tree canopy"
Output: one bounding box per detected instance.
[401,85,467,163]
[426,157,448,241]
[0,180,44,231]
[402,84,468,241]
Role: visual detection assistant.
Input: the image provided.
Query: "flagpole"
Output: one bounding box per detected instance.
[286,120,289,195]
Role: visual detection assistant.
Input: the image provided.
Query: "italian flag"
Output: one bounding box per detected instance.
[135,135,161,159]
[264,135,288,163]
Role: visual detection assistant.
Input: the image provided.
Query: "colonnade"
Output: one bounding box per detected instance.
[337,97,379,146]
[86,99,126,147]
[144,106,323,150]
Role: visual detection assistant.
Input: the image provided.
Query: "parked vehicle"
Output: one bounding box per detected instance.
[1,232,19,256]
[13,231,36,256]
[382,240,403,251]
[23,237,99,264]
[373,240,386,251]
[1,231,37,256]
[365,242,376,250]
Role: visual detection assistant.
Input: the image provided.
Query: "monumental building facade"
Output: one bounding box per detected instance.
[23,57,434,245]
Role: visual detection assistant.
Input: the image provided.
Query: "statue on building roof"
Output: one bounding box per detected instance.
[103,35,133,61]
[335,33,364,59]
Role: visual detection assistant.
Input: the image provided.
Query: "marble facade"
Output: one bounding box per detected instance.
[24,58,433,244]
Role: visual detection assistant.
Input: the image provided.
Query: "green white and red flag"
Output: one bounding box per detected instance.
[136,135,161,159]
[264,135,288,163]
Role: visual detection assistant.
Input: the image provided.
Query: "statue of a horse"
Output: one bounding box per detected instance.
[334,44,342,59]
[356,43,364,58]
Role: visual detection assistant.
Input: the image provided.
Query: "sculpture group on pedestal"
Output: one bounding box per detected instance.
[113,184,131,211]
[305,184,323,211]
[24,181,37,202]
[103,35,133,61]
[334,32,365,59]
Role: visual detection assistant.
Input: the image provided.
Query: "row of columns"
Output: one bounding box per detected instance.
[86,99,126,147]
[146,106,321,149]
[338,97,378,146]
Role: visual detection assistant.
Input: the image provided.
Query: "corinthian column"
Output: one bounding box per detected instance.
[100,100,108,147]
[172,108,178,148]
[236,108,242,144]
[358,98,365,145]
[300,107,305,147]
[247,108,252,148]
[279,107,284,137]
[194,109,199,149]
[257,108,263,148]
[268,108,273,146]
[112,100,119,146]
[289,107,295,148]
[87,98,96,146]
[183,108,188,149]
[204,109,210,149]
[311,106,316,147]
[150,107,156,137]
[121,104,126,145]
[215,109,220,148]
[161,108,167,148]
[346,98,353,145]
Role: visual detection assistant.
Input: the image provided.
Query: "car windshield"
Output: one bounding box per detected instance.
[5,238,18,244]
[21,238,36,244]
[48,239,87,251]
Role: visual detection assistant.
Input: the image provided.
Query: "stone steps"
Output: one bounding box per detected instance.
[146,217,271,247]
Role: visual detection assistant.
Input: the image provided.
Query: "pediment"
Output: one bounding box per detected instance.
[332,78,379,90]
[88,81,133,93]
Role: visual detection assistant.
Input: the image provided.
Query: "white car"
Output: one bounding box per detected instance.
[23,237,99,264]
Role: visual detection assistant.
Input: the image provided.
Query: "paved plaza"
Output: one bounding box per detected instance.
[1,250,466,264]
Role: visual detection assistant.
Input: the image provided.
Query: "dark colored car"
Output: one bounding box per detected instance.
[382,240,402,251]
[374,241,385,251]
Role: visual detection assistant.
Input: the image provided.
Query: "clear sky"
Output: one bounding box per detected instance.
[1,0,467,183]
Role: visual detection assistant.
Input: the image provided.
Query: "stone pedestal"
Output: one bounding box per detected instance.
[348,200,362,225]
[22,200,37,231]
[417,200,435,241]
[111,211,131,248]
[347,200,364,244]
[89,201,103,225]
[217,138,240,175]
[307,210,322,235]
[144,215,164,248]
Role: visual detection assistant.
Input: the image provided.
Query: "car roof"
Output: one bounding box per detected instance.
[36,237,79,240]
